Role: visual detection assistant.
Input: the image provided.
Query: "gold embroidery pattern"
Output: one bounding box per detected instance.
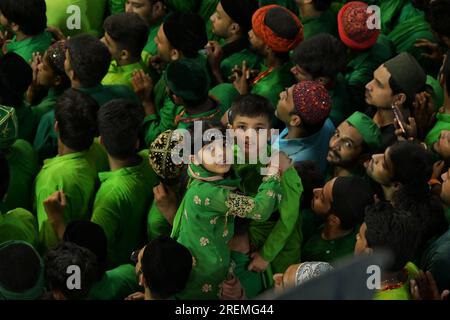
[202,284,212,293]
[200,237,209,246]
[225,193,256,218]
[194,195,202,205]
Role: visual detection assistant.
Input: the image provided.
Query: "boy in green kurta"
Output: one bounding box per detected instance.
[171,123,286,299]
[296,0,338,39]
[46,0,107,37]
[101,13,150,88]
[337,2,394,111]
[232,5,303,110]
[206,0,260,84]
[0,106,38,213]
[355,202,422,300]
[34,89,100,252]
[302,176,375,263]
[133,12,209,145]
[0,0,53,63]
[91,100,157,268]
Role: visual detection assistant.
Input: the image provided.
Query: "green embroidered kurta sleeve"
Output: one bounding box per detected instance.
[259,167,303,263]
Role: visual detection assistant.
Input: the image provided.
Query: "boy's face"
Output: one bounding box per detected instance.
[36,52,56,87]
[125,0,153,25]
[365,65,394,109]
[365,147,394,186]
[231,114,271,157]
[311,177,335,215]
[276,86,296,125]
[101,32,122,62]
[354,223,370,255]
[327,121,364,168]
[433,130,450,160]
[155,24,174,62]
[210,2,233,39]
[197,139,233,175]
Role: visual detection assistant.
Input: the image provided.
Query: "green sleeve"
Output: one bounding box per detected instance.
[143,98,179,145]
[147,201,172,241]
[260,167,303,262]
[91,195,121,250]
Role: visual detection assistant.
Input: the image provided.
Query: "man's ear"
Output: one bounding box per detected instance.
[290,65,302,82]
[393,93,406,107]
[289,114,302,127]
[10,22,20,33]
[391,181,402,192]
[170,48,181,61]
[120,49,131,63]
[153,1,165,17]
[229,22,240,36]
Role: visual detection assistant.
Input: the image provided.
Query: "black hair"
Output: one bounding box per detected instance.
[54,89,99,152]
[0,152,10,200]
[364,202,421,272]
[0,52,32,107]
[311,0,333,12]
[103,12,149,59]
[65,34,112,88]
[0,0,46,36]
[44,242,99,300]
[63,221,108,279]
[228,94,274,125]
[426,0,450,40]
[292,33,347,81]
[0,242,42,294]
[98,99,144,160]
[294,160,324,210]
[141,236,192,299]
[388,75,416,112]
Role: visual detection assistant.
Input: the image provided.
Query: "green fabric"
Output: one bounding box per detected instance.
[209,82,240,112]
[165,0,200,13]
[198,0,219,22]
[172,163,282,299]
[147,201,172,241]
[0,105,18,149]
[108,0,126,14]
[231,250,264,299]
[85,138,110,173]
[91,150,157,268]
[302,226,358,263]
[301,10,338,40]
[102,60,149,88]
[142,22,162,65]
[374,262,419,300]
[35,151,97,252]
[175,97,226,130]
[329,73,351,127]
[6,32,53,63]
[46,0,107,38]
[15,103,38,144]
[251,62,296,109]
[219,49,261,82]
[301,208,324,247]
[345,34,394,111]
[88,264,141,300]
[30,88,59,124]
[0,209,39,248]
[425,112,450,148]
[426,75,444,112]
[2,140,38,213]
[379,0,408,34]
[346,111,382,150]
[78,84,141,107]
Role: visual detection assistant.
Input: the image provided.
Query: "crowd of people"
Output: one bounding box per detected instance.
[0,0,450,300]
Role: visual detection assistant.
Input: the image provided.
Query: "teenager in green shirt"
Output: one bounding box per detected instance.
[101,13,150,88]
[355,201,422,300]
[34,89,99,252]
[0,0,53,63]
[297,0,338,39]
[206,0,260,84]
[302,176,376,263]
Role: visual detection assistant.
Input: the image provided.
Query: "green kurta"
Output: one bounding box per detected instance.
[102,60,149,88]
[2,139,38,213]
[300,10,338,40]
[35,151,98,252]
[85,138,110,173]
[164,0,200,13]
[425,112,450,149]
[142,22,161,66]
[329,73,351,127]
[174,97,227,130]
[231,251,265,299]
[15,103,38,144]
[172,163,282,299]
[302,226,358,263]
[88,264,141,300]
[219,49,261,82]
[345,35,394,112]
[147,201,172,241]
[0,208,39,248]
[373,262,419,300]
[31,88,60,124]
[46,0,107,38]
[91,151,157,268]
[6,31,53,63]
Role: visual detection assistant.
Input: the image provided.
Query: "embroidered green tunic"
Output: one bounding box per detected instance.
[171,163,282,299]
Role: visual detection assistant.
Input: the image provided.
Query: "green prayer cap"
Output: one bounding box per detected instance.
[0,241,45,300]
[383,52,426,99]
[164,58,209,103]
[346,111,382,151]
[0,105,18,150]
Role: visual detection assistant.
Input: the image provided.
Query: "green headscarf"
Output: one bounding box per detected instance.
[0,105,18,150]
[346,111,382,151]
[0,240,45,300]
